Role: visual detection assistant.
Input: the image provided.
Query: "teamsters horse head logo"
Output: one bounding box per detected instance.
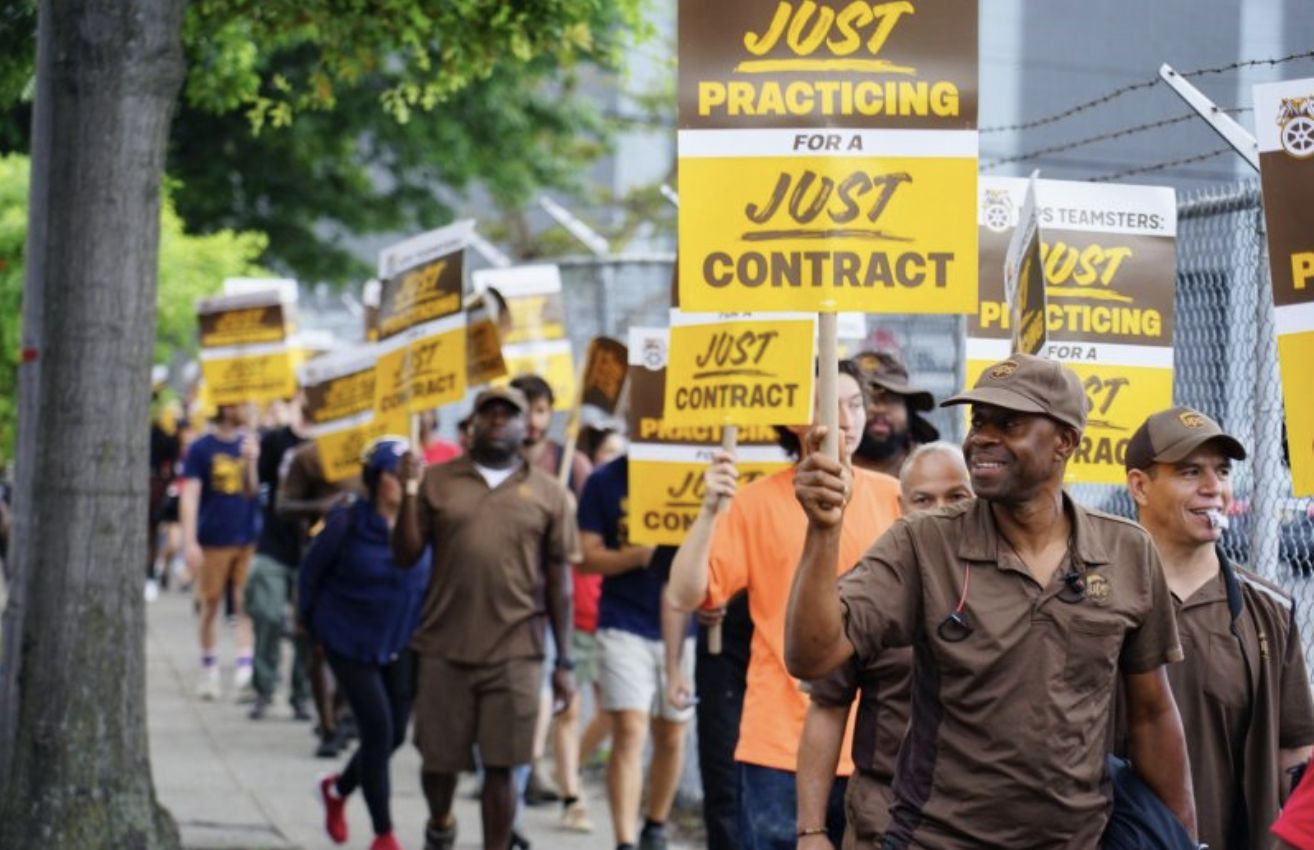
[1179,411,1206,429]
[1276,96,1314,159]
[642,337,667,371]
[982,189,1014,233]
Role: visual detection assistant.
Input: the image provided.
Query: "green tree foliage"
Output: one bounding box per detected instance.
[0,154,267,456]
[0,0,648,283]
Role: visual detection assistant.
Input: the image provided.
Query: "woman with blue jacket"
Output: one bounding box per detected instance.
[303,437,431,850]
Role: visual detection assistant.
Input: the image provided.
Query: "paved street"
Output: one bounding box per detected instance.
[147,591,695,850]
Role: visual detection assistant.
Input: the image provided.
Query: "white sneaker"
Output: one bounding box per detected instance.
[233,663,254,702]
[144,579,160,603]
[196,666,221,701]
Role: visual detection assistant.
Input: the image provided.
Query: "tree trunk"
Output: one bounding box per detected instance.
[0,0,186,845]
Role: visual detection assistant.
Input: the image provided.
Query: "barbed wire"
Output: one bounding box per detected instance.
[980,51,1314,135]
[1089,148,1233,183]
[981,107,1251,170]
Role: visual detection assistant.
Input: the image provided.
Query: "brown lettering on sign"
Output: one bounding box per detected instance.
[743,170,911,241]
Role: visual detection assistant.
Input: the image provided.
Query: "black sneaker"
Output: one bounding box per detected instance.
[248,694,271,720]
[509,829,531,850]
[424,819,457,850]
[638,824,668,850]
[315,733,341,759]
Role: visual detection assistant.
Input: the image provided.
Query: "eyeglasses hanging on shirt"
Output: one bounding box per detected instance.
[937,545,1087,644]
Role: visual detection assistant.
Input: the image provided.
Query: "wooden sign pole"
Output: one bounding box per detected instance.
[818,313,840,460]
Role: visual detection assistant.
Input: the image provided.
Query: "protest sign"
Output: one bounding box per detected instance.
[1006,176,1047,356]
[374,221,472,417]
[302,347,409,483]
[197,287,298,406]
[474,264,576,409]
[466,293,509,386]
[969,176,1177,483]
[580,337,629,414]
[677,0,979,313]
[1256,78,1314,494]
[663,309,816,427]
[627,327,792,546]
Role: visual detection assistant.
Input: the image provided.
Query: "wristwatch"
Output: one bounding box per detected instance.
[554,657,577,671]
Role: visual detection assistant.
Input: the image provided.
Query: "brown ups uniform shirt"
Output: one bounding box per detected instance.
[808,648,913,842]
[1126,550,1314,850]
[411,456,580,664]
[839,496,1182,849]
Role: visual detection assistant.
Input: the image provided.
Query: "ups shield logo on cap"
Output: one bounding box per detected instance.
[1179,412,1206,429]
[990,361,1019,379]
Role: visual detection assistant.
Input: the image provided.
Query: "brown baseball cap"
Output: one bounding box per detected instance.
[853,350,935,413]
[940,353,1090,432]
[1124,406,1247,471]
[473,386,528,414]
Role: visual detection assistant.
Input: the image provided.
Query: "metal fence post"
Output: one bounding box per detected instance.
[1252,207,1284,582]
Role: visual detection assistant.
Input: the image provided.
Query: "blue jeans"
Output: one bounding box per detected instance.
[736,762,847,850]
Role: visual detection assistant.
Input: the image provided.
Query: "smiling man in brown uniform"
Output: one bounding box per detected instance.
[785,354,1196,848]
[1124,406,1314,850]
[393,386,579,850]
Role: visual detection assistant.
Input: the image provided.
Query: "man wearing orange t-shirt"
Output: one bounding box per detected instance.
[667,360,902,850]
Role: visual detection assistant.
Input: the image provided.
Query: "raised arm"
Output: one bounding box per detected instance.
[390,451,426,567]
[666,450,737,612]
[1124,667,1197,839]
[785,427,856,680]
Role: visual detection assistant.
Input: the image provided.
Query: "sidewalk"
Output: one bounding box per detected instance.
[147,591,691,850]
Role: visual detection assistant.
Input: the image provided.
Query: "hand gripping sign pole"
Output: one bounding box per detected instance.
[708,422,738,655]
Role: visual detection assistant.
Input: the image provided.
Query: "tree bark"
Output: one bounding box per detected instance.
[0,0,187,845]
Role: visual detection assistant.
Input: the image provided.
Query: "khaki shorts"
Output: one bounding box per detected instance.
[572,630,602,687]
[196,545,254,604]
[414,655,542,772]
[598,628,695,722]
[843,769,895,849]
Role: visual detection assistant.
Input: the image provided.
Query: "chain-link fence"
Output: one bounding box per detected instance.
[1068,179,1314,676]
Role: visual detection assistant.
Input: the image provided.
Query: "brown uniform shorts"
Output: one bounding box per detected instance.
[414,655,542,772]
[196,545,254,604]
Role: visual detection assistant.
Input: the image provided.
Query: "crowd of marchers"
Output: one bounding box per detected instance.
[148,349,1314,850]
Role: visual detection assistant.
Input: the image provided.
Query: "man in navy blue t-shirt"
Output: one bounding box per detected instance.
[181,402,260,701]
[578,455,692,850]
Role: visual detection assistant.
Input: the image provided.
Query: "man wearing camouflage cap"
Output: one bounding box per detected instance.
[785,353,1196,848]
[851,351,940,479]
[1122,406,1314,850]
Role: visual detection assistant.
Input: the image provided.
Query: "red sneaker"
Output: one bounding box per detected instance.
[317,774,348,844]
[370,833,404,850]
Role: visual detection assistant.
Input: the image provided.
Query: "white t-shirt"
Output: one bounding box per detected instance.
[474,461,518,490]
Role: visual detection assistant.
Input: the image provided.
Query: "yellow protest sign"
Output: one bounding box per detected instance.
[302,347,410,483]
[1256,78,1314,495]
[1006,176,1047,356]
[466,297,508,387]
[969,177,1177,484]
[474,265,576,410]
[627,326,791,546]
[197,288,298,406]
[374,221,472,415]
[664,310,815,427]
[677,0,979,313]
